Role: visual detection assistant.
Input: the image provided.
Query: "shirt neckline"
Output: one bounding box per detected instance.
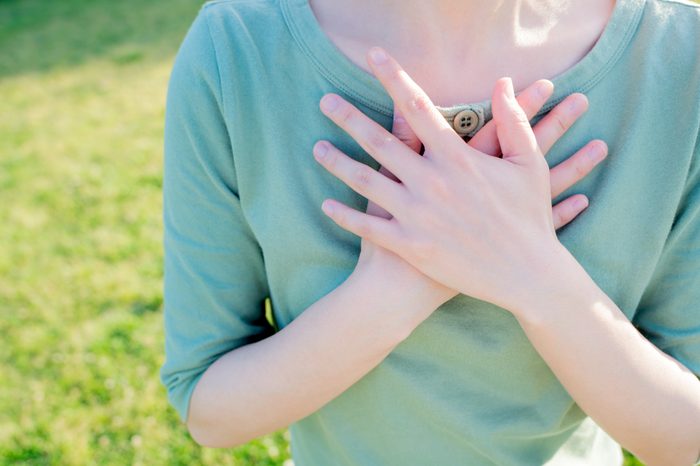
[281,0,646,120]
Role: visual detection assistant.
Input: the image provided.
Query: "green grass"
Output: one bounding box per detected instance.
[0,0,649,464]
[0,0,289,464]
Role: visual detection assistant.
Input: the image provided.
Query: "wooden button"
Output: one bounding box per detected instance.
[452,109,479,136]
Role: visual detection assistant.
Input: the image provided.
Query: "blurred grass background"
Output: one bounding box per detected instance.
[0,0,658,464]
[0,0,289,464]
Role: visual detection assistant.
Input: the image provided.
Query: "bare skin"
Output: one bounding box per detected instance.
[367,80,608,308]
[308,0,616,106]
[306,0,614,303]
[309,0,614,297]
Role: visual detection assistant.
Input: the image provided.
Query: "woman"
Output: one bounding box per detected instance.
[159,0,700,464]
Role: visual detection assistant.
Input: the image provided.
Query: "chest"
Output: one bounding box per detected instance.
[228,70,690,331]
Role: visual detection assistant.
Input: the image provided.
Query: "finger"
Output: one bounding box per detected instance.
[319,92,422,185]
[367,167,397,220]
[469,79,554,156]
[552,194,589,230]
[549,140,608,198]
[320,198,403,250]
[392,109,423,153]
[533,93,589,155]
[313,140,407,217]
[492,77,540,165]
[365,46,467,161]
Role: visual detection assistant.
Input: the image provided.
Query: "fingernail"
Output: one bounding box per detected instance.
[369,46,388,64]
[587,142,607,163]
[568,98,580,112]
[575,196,589,210]
[314,141,328,160]
[321,200,334,215]
[537,80,553,99]
[569,94,588,113]
[321,94,339,112]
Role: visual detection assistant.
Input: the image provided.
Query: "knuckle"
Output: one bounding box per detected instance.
[366,130,390,153]
[353,164,374,188]
[574,160,590,178]
[385,66,403,87]
[406,93,432,116]
[552,111,569,134]
[355,218,373,238]
[425,174,450,200]
[336,103,355,125]
[455,152,476,173]
[323,148,337,168]
[513,107,531,126]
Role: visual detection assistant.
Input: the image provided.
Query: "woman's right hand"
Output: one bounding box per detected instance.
[354,79,608,310]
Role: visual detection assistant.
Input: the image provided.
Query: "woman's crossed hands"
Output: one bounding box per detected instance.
[314,46,606,316]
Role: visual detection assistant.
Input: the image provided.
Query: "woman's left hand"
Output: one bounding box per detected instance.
[314,46,572,315]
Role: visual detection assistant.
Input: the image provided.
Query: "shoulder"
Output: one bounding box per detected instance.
[193,0,288,76]
[201,0,280,14]
[624,0,700,98]
[644,2,700,106]
[171,0,286,106]
[176,0,287,65]
[199,0,285,40]
[641,0,700,38]
[631,0,700,58]
[644,1,700,168]
[651,0,700,12]
[647,0,700,18]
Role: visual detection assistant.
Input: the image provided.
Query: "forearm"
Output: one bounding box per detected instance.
[511,243,700,466]
[186,268,442,448]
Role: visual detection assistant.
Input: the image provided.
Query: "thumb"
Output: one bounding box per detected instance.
[391,108,423,154]
[491,77,540,165]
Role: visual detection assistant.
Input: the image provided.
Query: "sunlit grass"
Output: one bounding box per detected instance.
[0,0,289,464]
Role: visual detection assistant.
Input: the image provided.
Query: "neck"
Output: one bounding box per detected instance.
[309,0,615,62]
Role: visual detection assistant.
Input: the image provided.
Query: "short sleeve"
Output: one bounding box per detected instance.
[632,132,700,378]
[159,6,275,423]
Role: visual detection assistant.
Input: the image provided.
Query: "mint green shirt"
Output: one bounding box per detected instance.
[159,0,700,464]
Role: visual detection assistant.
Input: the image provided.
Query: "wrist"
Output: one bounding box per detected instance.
[346,265,446,339]
[506,240,591,324]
